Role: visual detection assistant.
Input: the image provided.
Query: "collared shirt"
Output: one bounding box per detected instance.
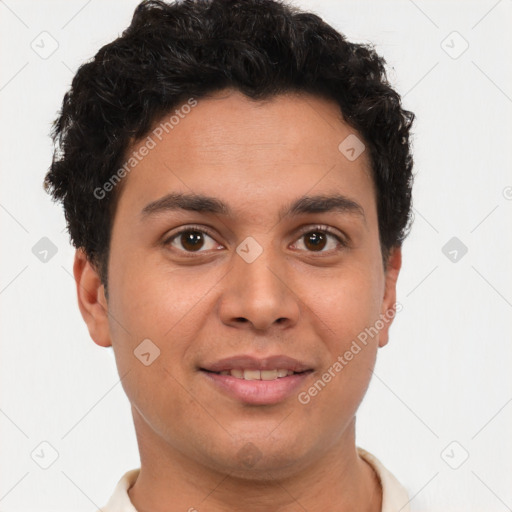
[97,447,410,512]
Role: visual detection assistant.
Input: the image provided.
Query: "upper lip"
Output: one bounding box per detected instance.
[200,355,313,373]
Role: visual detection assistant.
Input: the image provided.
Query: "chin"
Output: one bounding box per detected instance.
[200,434,318,481]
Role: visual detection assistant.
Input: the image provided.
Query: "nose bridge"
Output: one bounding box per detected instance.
[219,236,299,330]
[237,242,282,296]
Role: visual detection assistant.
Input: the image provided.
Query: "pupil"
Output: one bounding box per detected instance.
[182,231,204,251]
[305,232,326,251]
[179,231,327,252]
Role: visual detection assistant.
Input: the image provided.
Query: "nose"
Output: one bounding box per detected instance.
[218,245,300,332]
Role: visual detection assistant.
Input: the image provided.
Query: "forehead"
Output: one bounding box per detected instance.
[115,88,376,223]
[147,89,368,166]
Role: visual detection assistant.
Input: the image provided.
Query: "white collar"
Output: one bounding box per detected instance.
[99,447,409,512]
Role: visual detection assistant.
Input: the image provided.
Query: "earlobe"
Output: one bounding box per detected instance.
[73,249,112,348]
[378,246,402,348]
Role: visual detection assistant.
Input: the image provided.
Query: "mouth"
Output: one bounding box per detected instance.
[201,368,310,380]
[199,355,314,405]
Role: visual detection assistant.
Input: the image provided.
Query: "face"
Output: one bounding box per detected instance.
[75,88,401,479]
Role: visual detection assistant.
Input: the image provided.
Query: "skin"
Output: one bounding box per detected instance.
[74,88,401,512]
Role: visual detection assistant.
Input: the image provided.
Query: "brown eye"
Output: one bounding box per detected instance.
[165,228,220,253]
[180,231,205,251]
[292,226,346,253]
[303,231,327,251]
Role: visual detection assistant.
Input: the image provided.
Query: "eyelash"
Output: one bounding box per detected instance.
[162,224,347,256]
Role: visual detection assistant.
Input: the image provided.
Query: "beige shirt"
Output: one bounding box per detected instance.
[97,447,410,512]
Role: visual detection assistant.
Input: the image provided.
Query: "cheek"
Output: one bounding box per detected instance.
[107,255,229,374]
[109,250,211,328]
[300,264,383,405]
[105,261,215,442]
[311,264,384,347]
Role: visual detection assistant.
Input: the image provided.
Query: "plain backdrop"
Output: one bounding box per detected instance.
[1,1,511,511]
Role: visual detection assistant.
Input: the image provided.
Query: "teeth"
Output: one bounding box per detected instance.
[217,369,298,380]
[260,370,278,380]
[243,369,261,380]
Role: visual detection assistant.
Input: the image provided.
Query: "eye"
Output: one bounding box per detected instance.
[162,224,347,256]
[163,226,221,253]
[291,225,347,253]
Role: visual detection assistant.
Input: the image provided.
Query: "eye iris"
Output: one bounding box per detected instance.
[181,231,204,251]
[304,232,327,251]
[175,230,333,252]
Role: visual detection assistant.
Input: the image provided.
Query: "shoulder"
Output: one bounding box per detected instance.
[357,447,410,512]
[94,468,140,512]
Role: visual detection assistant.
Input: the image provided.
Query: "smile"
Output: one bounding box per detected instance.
[211,369,299,380]
[200,368,313,405]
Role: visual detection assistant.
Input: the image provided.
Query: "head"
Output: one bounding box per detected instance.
[45,0,414,480]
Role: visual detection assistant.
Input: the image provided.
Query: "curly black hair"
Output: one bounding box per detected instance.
[44,0,415,287]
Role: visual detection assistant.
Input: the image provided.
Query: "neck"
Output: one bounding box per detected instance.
[128,410,382,512]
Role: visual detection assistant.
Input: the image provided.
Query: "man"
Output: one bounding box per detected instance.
[44,0,415,510]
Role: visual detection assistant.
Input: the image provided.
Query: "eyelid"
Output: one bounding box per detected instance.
[162,224,220,247]
[293,224,348,246]
[162,223,348,254]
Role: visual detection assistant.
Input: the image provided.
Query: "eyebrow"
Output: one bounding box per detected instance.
[141,192,366,223]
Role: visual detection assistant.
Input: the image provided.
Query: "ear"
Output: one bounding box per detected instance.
[378,246,402,348]
[73,248,112,348]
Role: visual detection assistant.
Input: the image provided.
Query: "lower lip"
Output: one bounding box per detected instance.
[201,370,312,405]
